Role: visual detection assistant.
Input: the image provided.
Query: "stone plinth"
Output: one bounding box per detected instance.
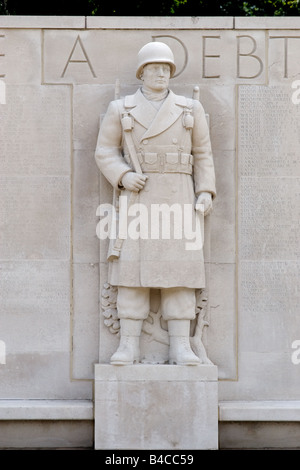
[94,364,218,450]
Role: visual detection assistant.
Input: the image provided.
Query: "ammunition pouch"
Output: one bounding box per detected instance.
[136,151,193,175]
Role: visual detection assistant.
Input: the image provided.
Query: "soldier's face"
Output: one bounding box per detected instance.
[141,63,171,92]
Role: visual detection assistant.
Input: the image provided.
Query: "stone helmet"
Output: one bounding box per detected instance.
[136,41,176,79]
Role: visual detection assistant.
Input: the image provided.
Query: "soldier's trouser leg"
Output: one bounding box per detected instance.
[160,287,196,321]
[161,287,200,365]
[110,287,150,365]
[117,286,150,320]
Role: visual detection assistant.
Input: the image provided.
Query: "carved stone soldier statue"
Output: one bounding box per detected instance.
[95,42,216,365]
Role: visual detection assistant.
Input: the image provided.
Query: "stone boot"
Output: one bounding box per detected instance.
[168,320,201,365]
[110,319,143,365]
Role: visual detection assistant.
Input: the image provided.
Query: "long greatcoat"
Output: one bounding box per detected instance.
[95,88,216,288]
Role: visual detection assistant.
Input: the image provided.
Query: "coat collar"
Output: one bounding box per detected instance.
[124,88,187,140]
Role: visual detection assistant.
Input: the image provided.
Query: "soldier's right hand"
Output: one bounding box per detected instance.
[121,172,148,192]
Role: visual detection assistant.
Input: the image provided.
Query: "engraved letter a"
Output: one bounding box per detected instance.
[61,35,96,78]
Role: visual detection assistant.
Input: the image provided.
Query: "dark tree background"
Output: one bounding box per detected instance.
[0,0,300,16]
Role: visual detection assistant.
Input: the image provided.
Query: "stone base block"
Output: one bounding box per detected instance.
[94,364,218,450]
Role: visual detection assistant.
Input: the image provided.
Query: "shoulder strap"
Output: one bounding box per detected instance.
[115,97,143,175]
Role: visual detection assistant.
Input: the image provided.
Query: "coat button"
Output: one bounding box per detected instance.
[172,138,178,144]
[143,139,148,145]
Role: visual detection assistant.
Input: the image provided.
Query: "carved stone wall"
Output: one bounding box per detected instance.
[0,16,300,448]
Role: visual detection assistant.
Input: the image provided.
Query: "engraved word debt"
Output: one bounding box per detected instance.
[1,31,300,83]
[48,33,300,83]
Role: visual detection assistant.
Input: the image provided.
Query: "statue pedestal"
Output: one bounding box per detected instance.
[94,364,218,449]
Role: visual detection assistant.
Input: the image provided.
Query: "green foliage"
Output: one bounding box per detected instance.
[0,0,300,16]
[0,1,10,14]
[166,0,300,15]
[242,0,300,16]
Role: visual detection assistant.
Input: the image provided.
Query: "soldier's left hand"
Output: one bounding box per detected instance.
[195,192,213,216]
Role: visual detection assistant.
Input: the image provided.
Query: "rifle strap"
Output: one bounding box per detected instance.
[121,109,143,175]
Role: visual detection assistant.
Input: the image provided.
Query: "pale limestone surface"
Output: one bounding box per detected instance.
[0,16,300,449]
[0,30,41,84]
[95,364,218,449]
[268,32,300,84]
[0,21,93,403]
[43,29,269,86]
[0,16,85,28]
[235,16,300,29]
[86,16,234,29]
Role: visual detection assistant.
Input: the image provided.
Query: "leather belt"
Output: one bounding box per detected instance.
[137,152,193,175]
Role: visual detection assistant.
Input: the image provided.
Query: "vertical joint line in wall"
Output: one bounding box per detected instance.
[265,30,269,86]
[233,17,235,30]
[235,83,239,381]
[41,29,44,84]
[85,16,87,29]
[70,83,75,380]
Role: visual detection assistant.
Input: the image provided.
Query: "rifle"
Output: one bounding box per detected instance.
[107,80,143,261]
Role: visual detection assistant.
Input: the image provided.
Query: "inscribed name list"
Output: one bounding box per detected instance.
[238,85,300,261]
